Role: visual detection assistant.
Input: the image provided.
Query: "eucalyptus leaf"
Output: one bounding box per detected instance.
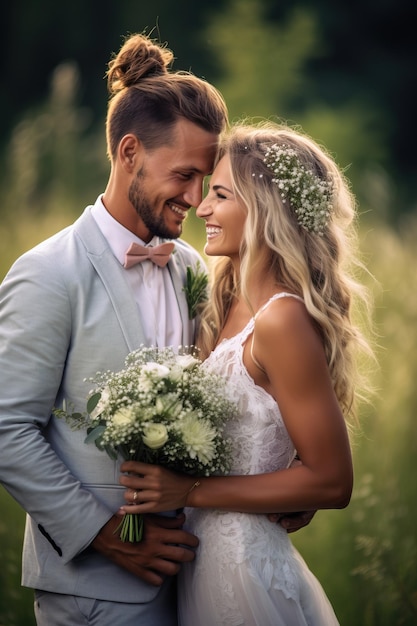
[84,424,106,445]
[87,392,102,414]
[101,443,118,460]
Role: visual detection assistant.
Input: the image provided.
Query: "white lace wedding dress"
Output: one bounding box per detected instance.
[178,293,340,626]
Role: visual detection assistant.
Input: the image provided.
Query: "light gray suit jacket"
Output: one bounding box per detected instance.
[0,204,202,602]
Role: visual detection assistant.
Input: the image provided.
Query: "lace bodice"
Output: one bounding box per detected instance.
[203,292,300,474]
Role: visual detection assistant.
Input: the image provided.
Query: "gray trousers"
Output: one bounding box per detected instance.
[34,578,177,626]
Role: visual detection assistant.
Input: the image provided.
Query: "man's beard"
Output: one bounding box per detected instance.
[128,167,180,240]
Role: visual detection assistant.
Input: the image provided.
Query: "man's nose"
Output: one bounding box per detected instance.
[183,179,204,208]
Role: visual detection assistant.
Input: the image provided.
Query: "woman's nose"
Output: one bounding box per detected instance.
[183,179,204,208]
[196,195,212,218]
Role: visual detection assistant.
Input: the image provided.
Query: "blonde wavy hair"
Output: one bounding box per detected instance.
[198,122,374,422]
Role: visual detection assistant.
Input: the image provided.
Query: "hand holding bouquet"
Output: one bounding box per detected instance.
[56,346,237,542]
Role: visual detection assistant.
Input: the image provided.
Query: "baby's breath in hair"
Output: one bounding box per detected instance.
[263,143,334,236]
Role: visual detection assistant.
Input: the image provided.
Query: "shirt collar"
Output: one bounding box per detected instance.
[91,195,163,266]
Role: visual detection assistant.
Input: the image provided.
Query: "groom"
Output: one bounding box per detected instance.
[0,33,228,626]
[0,32,314,626]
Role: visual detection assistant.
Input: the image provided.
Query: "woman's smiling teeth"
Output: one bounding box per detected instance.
[206,226,222,238]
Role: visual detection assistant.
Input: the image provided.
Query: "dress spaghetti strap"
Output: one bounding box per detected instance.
[250,292,304,372]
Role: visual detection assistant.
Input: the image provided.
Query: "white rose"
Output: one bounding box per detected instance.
[141,363,171,379]
[167,364,183,382]
[176,354,199,370]
[142,423,169,449]
[112,406,136,427]
[137,374,153,393]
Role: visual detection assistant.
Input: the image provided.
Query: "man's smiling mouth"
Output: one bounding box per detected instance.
[168,202,187,218]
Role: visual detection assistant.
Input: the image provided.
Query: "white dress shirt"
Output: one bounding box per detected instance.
[91,196,183,349]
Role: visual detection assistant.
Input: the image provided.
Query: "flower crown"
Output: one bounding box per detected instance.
[262,143,334,236]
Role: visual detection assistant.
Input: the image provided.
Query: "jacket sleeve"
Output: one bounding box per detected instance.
[0,249,112,563]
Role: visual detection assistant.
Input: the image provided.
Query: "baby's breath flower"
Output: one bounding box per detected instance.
[263,143,334,236]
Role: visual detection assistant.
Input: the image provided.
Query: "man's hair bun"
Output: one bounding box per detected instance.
[107,34,174,94]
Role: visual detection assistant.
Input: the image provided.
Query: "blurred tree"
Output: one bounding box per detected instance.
[2,0,414,221]
[0,0,223,143]
[205,0,319,117]
[3,62,108,219]
[268,0,417,213]
[204,0,388,220]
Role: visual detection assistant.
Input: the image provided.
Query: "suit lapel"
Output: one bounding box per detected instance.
[89,250,147,351]
[74,208,147,352]
[74,206,196,349]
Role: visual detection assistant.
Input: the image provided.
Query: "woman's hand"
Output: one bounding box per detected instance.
[118,461,198,514]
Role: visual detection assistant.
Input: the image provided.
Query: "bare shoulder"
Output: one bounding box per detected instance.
[253,294,325,370]
[255,295,313,339]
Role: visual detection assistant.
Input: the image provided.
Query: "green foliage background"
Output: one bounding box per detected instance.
[1,1,416,624]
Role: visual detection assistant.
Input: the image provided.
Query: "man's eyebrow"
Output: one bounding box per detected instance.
[175,165,205,174]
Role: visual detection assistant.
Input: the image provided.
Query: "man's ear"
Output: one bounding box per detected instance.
[118,134,144,173]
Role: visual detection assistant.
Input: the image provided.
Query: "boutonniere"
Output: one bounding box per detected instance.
[183,261,209,320]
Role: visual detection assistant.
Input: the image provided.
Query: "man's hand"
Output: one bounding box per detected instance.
[267,457,316,533]
[267,510,317,533]
[91,512,198,586]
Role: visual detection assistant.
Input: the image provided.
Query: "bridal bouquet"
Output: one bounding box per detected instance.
[56,346,237,542]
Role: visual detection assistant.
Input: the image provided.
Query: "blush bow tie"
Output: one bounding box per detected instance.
[124,242,175,268]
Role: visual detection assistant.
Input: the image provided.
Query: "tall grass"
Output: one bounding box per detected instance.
[291,219,417,625]
[0,489,35,625]
[1,65,416,626]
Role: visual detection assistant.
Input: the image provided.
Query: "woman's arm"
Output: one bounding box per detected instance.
[119,298,353,515]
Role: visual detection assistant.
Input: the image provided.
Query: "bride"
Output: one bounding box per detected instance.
[119,121,374,625]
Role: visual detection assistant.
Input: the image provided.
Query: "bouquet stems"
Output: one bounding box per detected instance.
[115,512,144,542]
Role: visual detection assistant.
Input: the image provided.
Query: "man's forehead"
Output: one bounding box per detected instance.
[170,120,219,148]
[169,144,217,173]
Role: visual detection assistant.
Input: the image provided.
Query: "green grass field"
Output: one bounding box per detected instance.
[1,201,416,626]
